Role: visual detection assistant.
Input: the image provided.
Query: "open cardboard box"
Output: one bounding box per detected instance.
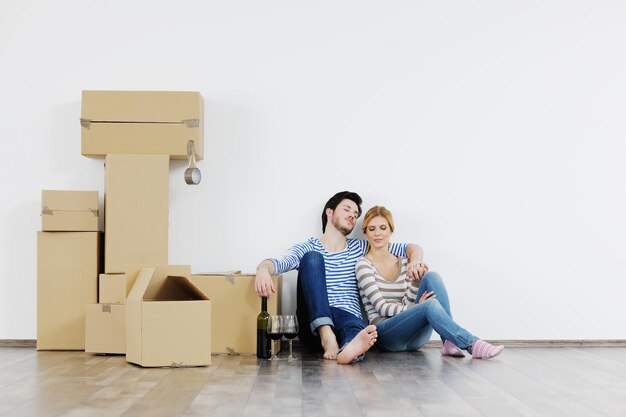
[126,265,211,367]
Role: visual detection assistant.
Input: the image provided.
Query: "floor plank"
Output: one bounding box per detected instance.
[1,346,626,417]
[512,348,626,416]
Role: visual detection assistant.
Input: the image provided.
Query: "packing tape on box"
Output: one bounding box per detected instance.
[80,118,199,128]
[221,270,242,285]
[182,119,199,128]
[101,304,112,313]
[41,207,99,217]
[194,270,242,285]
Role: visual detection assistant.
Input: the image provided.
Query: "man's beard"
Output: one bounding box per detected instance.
[332,216,353,236]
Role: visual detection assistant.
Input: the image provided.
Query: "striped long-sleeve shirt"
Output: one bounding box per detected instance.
[270,238,408,319]
[356,256,419,324]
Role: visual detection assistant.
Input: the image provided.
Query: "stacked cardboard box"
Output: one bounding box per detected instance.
[83,144,169,356]
[80,90,203,159]
[104,154,169,290]
[39,91,271,367]
[85,273,127,354]
[85,303,125,354]
[41,190,99,231]
[84,91,209,365]
[190,273,281,355]
[37,190,101,350]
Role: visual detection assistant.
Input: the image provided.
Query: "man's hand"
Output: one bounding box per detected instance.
[407,259,429,281]
[255,262,276,298]
[405,244,427,281]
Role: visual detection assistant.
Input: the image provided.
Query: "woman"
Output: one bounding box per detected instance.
[356,206,504,359]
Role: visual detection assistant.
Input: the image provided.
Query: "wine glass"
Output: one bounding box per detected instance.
[268,315,284,361]
[283,315,299,361]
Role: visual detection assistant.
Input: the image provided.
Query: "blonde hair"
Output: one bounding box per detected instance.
[361,206,395,233]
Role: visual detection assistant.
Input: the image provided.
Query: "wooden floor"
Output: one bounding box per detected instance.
[0,345,625,417]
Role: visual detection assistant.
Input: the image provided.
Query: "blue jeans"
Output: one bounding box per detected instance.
[375,271,478,352]
[296,251,367,353]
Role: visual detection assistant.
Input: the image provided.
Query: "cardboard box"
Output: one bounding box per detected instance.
[85,304,126,354]
[80,90,203,160]
[99,273,127,304]
[41,190,99,231]
[105,154,169,290]
[189,272,281,355]
[37,232,101,350]
[126,265,211,367]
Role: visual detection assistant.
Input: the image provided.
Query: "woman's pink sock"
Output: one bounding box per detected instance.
[471,339,504,359]
[440,340,465,357]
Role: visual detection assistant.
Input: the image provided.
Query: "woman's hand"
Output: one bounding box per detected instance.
[418,291,436,304]
[407,259,429,281]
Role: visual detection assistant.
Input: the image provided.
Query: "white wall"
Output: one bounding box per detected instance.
[1,0,625,340]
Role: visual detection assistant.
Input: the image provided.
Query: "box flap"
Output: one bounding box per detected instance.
[127,267,155,303]
[142,265,192,299]
[126,266,154,363]
[81,90,202,123]
[151,276,209,301]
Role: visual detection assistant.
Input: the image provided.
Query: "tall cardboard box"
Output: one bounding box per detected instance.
[126,265,211,367]
[81,90,204,159]
[41,190,99,231]
[105,154,169,290]
[37,232,101,350]
[85,304,126,354]
[189,273,281,355]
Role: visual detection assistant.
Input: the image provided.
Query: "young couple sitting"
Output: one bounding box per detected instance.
[254,191,503,363]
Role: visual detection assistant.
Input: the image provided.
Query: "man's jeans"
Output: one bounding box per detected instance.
[375,271,479,351]
[296,251,366,351]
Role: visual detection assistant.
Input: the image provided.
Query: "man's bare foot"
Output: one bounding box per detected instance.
[322,345,339,360]
[319,325,339,360]
[337,325,377,364]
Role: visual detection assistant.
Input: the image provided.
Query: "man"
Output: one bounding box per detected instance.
[255,191,426,363]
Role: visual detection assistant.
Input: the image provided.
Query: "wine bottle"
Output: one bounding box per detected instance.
[256,297,271,358]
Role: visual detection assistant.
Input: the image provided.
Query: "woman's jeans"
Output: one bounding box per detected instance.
[296,251,367,353]
[375,271,478,352]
